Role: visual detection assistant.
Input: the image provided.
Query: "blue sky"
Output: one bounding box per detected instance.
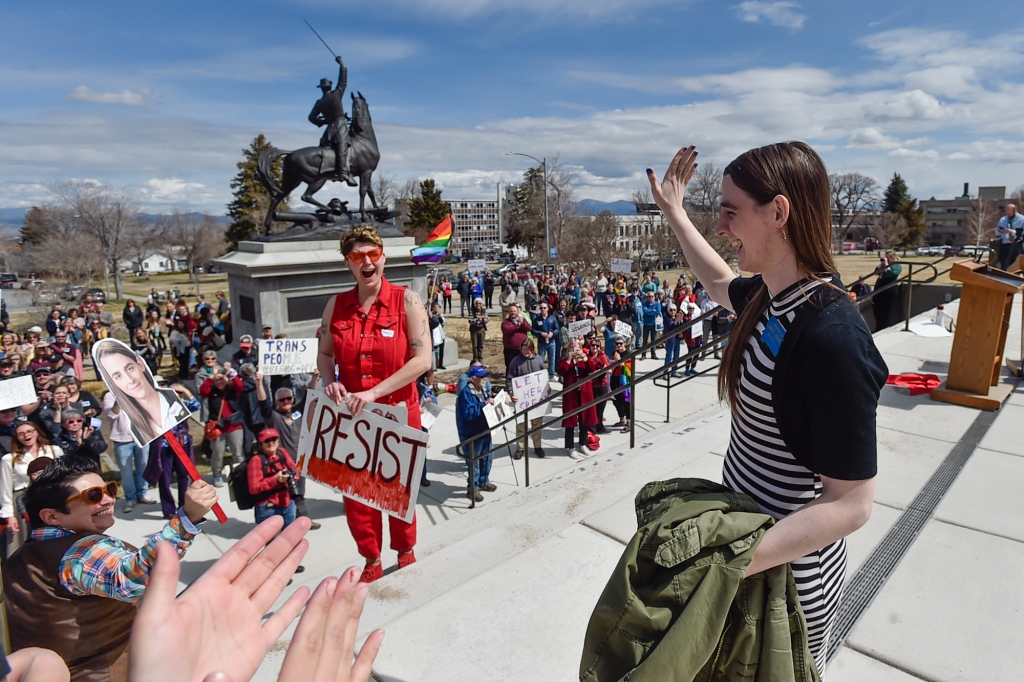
[1,0,1022,213]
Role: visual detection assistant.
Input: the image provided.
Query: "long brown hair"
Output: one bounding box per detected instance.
[12,422,54,464]
[93,339,162,444]
[718,141,836,410]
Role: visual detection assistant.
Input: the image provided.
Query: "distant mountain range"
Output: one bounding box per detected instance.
[0,208,228,236]
[574,199,637,216]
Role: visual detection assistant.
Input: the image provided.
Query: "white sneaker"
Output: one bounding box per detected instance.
[574,446,590,459]
[568,448,583,460]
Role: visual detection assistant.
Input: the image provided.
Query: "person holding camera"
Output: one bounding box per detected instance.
[247,428,301,528]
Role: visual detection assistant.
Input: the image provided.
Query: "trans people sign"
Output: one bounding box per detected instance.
[298,390,427,522]
[259,339,318,376]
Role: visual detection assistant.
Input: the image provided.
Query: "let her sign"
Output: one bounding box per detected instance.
[297,390,427,522]
[510,369,551,416]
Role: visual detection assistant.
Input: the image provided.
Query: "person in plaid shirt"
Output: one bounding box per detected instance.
[3,457,217,681]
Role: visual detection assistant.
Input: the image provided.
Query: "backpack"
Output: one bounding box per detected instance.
[229,454,274,511]
[587,430,601,452]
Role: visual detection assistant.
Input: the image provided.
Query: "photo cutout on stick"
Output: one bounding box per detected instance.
[91,338,191,446]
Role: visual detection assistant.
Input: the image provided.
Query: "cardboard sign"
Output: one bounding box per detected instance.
[259,339,318,376]
[614,320,633,338]
[467,259,487,273]
[484,390,513,428]
[510,370,551,416]
[298,390,427,523]
[568,319,594,338]
[611,258,633,274]
[91,338,191,447]
[0,375,38,411]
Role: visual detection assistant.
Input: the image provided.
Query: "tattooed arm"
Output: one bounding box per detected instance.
[344,289,432,415]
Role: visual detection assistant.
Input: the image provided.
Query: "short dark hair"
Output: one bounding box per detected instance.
[25,456,101,529]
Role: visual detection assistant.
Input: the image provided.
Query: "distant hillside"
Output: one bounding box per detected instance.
[574,199,637,216]
[0,207,228,232]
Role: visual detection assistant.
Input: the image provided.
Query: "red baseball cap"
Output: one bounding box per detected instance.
[257,428,280,443]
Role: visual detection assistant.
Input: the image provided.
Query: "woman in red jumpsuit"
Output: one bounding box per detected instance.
[317,225,432,583]
[557,338,599,460]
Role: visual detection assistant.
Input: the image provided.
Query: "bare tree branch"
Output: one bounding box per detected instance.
[830,173,880,248]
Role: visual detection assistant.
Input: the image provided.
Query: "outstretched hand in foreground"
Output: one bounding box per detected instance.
[129,515,383,682]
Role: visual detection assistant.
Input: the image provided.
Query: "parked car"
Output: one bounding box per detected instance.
[81,288,107,303]
[495,263,519,276]
[27,279,46,288]
[0,274,17,283]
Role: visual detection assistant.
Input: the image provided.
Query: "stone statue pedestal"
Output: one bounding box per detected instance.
[213,237,428,343]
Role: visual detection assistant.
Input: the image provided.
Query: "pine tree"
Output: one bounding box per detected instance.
[882,173,926,247]
[226,134,288,249]
[504,166,546,257]
[405,179,451,244]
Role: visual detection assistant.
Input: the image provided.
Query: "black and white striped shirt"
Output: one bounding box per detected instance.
[722,278,846,673]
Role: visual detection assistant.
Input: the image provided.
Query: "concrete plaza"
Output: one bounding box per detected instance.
[107,295,1023,681]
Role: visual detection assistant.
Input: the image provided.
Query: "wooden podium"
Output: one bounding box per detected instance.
[931,259,1024,410]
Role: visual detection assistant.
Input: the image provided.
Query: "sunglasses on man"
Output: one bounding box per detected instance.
[347,248,384,265]
[65,481,118,506]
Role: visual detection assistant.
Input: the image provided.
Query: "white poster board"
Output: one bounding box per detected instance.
[510,370,552,417]
[0,375,38,411]
[611,258,633,274]
[259,339,318,376]
[297,390,427,523]
[467,259,487,273]
[483,390,513,428]
[567,319,594,338]
[614,320,634,338]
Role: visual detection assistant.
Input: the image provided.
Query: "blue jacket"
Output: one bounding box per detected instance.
[456,382,492,458]
[641,300,662,326]
[532,313,560,343]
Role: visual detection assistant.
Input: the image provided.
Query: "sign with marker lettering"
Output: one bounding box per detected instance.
[297,390,427,522]
[510,369,551,417]
[610,258,633,274]
[259,339,318,376]
[614,321,633,338]
[568,319,594,338]
[0,375,38,411]
[467,259,487,273]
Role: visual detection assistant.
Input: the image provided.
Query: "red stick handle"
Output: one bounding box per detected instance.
[164,430,228,524]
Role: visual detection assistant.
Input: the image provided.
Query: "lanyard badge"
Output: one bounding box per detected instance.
[762,315,786,357]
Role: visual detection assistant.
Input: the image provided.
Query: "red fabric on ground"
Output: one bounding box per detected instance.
[886,373,942,396]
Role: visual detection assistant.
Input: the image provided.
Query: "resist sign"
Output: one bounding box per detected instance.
[298,391,427,522]
[259,339,318,376]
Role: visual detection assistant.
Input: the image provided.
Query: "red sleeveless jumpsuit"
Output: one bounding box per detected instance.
[330,277,419,559]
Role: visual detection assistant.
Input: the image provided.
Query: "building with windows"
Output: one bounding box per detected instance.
[920,184,1007,246]
[451,199,504,258]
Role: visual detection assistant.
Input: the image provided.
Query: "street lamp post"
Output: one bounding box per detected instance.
[507,152,549,259]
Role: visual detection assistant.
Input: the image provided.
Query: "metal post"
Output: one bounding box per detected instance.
[665,360,671,423]
[523,407,530,487]
[629,354,636,449]
[542,157,549,259]
[469,441,476,510]
[903,263,913,331]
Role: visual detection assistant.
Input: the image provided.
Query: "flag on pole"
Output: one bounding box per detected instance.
[411,215,453,264]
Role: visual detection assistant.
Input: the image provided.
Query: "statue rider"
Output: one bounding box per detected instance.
[309,56,355,186]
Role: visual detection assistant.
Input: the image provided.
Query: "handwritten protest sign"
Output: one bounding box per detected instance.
[611,258,633,274]
[259,339,318,376]
[0,375,37,411]
[298,390,427,522]
[484,390,513,428]
[614,320,633,338]
[568,319,594,338]
[510,370,551,417]
[467,259,487,273]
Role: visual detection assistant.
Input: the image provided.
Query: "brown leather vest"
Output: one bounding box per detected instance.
[3,532,138,682]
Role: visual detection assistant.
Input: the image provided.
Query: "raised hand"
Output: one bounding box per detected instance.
[129,516,312,682]
[647,145,699,214]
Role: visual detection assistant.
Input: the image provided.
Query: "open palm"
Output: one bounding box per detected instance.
[130,516,312,682]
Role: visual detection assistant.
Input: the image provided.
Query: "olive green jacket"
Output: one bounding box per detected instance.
[580,478,821,682]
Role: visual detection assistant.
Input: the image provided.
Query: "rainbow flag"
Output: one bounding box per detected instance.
[410,215,453,264]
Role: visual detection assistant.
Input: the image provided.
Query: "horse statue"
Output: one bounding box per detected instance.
[256,91,381,234]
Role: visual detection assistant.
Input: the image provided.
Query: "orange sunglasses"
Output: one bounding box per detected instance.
[347,248,384,265]
[65,481,119,506]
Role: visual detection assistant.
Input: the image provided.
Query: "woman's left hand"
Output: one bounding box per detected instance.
[345,389,377,417]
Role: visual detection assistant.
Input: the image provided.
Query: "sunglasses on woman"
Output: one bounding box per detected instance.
[347,248,384,265]
[65,481,118,506]
[64,418,84,425]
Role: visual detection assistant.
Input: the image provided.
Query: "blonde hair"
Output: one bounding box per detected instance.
[339,225,384,255]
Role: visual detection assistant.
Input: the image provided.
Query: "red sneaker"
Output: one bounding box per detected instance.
[397,550,416,569]
[359,561,383,583]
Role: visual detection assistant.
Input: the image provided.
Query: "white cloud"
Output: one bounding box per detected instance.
[139,177,214,205]
[887,148,940,161]
[847,128,900,149]
[732,1,805,30]
[67,86,154,106]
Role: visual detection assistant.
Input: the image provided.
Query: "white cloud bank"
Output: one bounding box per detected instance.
[67,86,154,106]
[732,1,806,30]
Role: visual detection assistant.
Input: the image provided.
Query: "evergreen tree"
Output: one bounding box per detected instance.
[226,134,288,249]
[405,179,451,244]
[882,173,926,246]
[504,166,546,257]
